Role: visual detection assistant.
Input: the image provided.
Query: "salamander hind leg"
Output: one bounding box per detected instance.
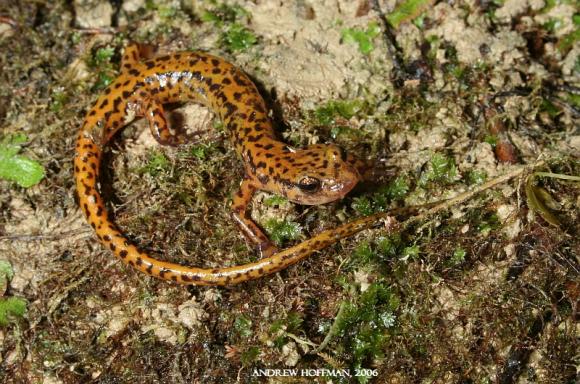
[146,98,189,146]
[121,43,157,72]
[232,177,279,258]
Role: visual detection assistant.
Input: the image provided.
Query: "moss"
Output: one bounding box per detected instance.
[201,2,249,26]
[386,0,433,29]
[240,346,260,365]
[219,23,258,52]
[313,99,365,126]
[263,218,302,246]
[351,176,409,215]
[332,282,400,381]
[341,22,381,55]
[449,247,467,266]
[86,46,117,91]
[466,169,488,185]
[138,150,171,177]
[202,2,258,52]
[233,315,253,338]
[262,195,288,207]
[418,153,458,187]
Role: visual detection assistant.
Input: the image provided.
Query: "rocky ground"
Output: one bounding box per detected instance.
[0,0,578,383]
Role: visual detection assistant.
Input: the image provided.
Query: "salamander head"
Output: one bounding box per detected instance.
[281,144,360,205]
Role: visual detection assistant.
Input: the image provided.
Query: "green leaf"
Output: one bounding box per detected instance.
[525,175,561,227]
[386,0,434,29]
[0,135,45,187]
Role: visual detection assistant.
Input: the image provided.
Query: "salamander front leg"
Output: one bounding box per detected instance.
[232,177,279,258]
[146,99,189,146]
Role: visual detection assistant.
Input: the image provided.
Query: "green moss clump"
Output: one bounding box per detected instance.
[263,218,302,246]
[341,22,381,55]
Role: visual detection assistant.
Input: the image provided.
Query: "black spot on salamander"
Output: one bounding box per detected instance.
[233,92,242,101]
[188,59,199,67]
[221,77,232,85]
[145,61,155,69]
[146,264,153,274]
[209,83,221,92]
[99,99,109,108]
[113,97,122,113]
[212,67,221,74]
[233,74,249,86]
[122,90,132,99]
[265,153,275,159]
[223,102,237,119]
[89,110,97,116]
[114,83,122,89]
[256,161,266,169]
[257,174,269,184]
[211,58,220,67]
[110,243,116,251]
[135,257,143,266]
[103,234,111,242]
[263,143,275,150]
[246,134,263,143]
[122,80,131,86]
[181,274,199,282]
[128,68,140,76]
[157,56,170,62]
[119,250,128,258]
[191,71,202,81]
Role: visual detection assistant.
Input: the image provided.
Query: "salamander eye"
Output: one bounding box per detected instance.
[297,176,321,194]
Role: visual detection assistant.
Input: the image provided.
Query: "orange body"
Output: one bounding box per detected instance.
[74,44,374,285]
